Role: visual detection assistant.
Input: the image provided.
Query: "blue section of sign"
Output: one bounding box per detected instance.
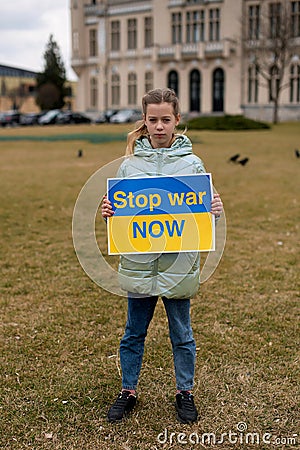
[108,174,212,216]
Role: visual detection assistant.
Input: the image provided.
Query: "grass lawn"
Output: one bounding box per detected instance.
[0,123,299,449]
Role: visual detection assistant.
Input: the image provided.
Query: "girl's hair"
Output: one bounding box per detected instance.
[125,88,180,155]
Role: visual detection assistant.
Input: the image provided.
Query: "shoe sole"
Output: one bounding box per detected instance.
[176,412,198,424]
[107,416,125,423]
[107,402,137,424]
[107,409,134,423]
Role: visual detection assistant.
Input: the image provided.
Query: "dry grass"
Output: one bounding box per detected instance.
[0,123,299,449]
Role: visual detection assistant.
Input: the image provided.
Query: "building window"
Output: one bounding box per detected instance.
[186,10,205,43]
[128,19,137,50]
[189,69,201,112]
[248,4,260,40]
[212,68,224,112]
[269,64,280,101]
[1,79,7,96]
[290,63,300,102]
[248,64,259,103]
[89,29,98,57]
[209,8,220,41]
[90,77,98,108]
[269,3,281,39]
[168,70,179,96]
[291,1,300,37]
[172,13,182,44]
[145,71,153,93]
[111,73,120,106]
[128,72,137,104]
[111,21,120,51]
[73,31,79,56]
[144,17,153,48]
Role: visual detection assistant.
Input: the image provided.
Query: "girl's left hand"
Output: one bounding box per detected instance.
[211,193,223,216]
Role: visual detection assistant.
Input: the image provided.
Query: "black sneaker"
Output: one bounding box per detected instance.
[175,391,198,423]
[107,390,137,423]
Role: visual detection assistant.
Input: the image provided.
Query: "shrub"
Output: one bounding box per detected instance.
[180,115,270,130]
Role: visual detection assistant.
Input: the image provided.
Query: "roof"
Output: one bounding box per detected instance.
[0,64,37,78]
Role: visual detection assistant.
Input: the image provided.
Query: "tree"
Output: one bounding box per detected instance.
[36,34,67,110]
[243,0,299,123]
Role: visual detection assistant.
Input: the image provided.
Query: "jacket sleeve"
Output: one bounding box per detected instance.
[193,156,206,174]
[116,159,128,178]
[193,155,221,223]
[102,161,126,223]
[116,165,125,178]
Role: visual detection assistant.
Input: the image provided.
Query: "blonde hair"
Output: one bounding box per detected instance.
[125,88,180,156]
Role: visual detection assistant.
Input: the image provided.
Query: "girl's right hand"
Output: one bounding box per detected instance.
[101,195,114,218]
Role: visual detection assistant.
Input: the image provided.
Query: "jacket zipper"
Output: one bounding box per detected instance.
[151,150,163,292]
[156,149,163,176]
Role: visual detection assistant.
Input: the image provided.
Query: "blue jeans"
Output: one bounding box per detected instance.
[120,295,196,391]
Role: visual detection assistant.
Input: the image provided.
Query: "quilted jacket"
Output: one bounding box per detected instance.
[116,134,206,299]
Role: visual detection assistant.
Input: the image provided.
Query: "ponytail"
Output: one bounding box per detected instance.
[125,120,148,156]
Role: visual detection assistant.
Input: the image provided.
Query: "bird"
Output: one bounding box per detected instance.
[238,157,249,166]
[228,153,240,163]
[295,149,300,158]
[78,149,83,158]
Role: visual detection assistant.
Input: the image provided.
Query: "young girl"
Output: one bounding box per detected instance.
[102,88,223,423]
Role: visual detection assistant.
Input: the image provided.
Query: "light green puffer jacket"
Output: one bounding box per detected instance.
[117,134,206,299]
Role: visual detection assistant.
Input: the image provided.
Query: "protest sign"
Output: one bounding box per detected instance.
[107,174,215,254]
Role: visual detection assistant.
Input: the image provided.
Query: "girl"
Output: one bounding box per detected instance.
[102,88,223,423]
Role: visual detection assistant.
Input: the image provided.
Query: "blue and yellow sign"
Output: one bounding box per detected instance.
[107,174,215,254]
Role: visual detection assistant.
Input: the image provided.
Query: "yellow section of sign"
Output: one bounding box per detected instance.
[108,213,214,254]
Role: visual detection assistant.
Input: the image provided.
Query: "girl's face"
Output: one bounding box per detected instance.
[144,102,180,149]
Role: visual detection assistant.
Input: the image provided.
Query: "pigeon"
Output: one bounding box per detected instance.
[238,157,249,166]
[228,153,240,163]
[295,149,300,158]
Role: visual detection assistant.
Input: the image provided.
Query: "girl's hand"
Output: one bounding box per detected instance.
[211,193,223,216]
[101,195,114,218]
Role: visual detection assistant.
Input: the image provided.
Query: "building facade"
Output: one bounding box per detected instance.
[0,64,39,113]
[0,64,77,114]
[70,0,300,121]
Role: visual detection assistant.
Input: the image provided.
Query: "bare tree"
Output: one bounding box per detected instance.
[7,83,31,110]
[243,0,299,123]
